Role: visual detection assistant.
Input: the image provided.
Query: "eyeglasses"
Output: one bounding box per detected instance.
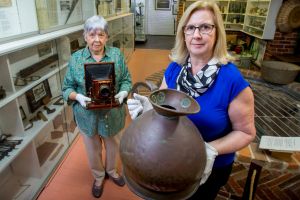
[14,75,41,86]
[183,24,215,35]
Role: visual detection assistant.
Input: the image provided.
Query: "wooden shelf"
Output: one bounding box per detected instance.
[0,25,83,56]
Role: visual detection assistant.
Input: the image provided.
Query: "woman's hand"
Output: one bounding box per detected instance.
[75,94,91,108]
[127,93,153,120]
[200,142,218,185]
[114,91,128,104]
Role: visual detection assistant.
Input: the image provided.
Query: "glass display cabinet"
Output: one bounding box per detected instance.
[0,1,133,199]
[35,0,95,33]
[133,0,147,42]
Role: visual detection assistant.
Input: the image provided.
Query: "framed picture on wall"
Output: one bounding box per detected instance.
[155,0,171,10]
[25,80,52,113]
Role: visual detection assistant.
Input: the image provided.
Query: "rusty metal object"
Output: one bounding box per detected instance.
[120,89,206,200]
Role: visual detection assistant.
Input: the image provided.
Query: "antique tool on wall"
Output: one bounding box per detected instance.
[120,89,206,200]
[84,62,119,109]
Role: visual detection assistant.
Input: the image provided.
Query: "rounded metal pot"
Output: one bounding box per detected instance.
[120,89,206,200]
[261,61,300,84]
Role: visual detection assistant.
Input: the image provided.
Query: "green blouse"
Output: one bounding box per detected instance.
[62,46,132,137]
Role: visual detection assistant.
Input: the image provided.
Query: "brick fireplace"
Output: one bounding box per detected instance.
[264,31,299,60]
[264,0,300,62]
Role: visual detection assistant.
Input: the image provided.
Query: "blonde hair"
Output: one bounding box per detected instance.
[170,1,229,65]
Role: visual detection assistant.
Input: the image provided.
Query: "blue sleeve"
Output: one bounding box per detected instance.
[164,62,182,89]
[227,63,250,103]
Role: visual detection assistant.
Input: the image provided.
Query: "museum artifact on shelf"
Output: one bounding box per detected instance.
[0,133,23,161]
[84,62,119,109]
[14,54,58,87]
[25,80,52,113]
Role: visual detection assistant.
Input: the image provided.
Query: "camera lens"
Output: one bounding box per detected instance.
[99,84,111,97]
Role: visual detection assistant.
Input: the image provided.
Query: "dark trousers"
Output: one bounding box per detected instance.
[188,162,233,200]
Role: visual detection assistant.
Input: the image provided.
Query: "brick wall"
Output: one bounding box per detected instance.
[264,0,300,60]
[264,31,299,60]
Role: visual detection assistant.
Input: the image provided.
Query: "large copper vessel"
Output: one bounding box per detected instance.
[120,89,207,200]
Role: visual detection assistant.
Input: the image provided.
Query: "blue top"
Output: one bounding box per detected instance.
[62,46,132,137]
[164,62,249,168]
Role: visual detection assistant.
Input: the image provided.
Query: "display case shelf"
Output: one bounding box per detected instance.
[246,14,267,18]
[243,0,282,40]
[185,0,282,39]
[0,25,83,56]
[0,103,65,172]
[0,64,59,109]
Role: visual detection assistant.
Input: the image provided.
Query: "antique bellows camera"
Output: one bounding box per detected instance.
[84,62,119,109]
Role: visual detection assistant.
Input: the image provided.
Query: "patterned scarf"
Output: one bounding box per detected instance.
[176,57,221,98]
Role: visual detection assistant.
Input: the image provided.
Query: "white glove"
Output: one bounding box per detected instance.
[127,93,153,120]
[114,91,128,104]
[200,142,218,185]
[75,94,91,108]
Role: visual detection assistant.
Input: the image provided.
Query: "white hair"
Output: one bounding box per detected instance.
[83,15,108,37]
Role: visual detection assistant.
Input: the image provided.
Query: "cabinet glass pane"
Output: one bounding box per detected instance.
[0,0,38,43]
[35,0,95,33]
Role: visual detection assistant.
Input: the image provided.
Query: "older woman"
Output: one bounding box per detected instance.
[62,15,132,198]
[127,1,256,199]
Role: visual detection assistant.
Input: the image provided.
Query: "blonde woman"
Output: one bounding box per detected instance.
[128,1,256,199]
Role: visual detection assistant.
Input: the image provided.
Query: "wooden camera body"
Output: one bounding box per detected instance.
[84,62,119,110]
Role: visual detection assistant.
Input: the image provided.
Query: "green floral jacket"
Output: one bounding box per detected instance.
[62,46,132,137]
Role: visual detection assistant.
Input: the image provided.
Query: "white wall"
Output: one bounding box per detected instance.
[146,0,175,35]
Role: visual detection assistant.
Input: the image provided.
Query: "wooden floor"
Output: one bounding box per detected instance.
[37,48,171,200]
